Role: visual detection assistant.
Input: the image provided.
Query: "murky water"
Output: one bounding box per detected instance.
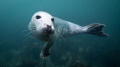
[0,0,120,67]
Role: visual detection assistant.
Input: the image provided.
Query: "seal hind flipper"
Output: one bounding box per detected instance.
[40,41,53,59]
[83,23,109,37]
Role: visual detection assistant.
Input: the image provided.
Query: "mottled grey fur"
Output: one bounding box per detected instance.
[40,17,108,58]
[29,11,109,59]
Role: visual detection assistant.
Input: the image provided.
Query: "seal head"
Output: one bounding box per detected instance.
[29,11,55,41]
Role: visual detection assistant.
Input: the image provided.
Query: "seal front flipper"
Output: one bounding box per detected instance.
[40,41,54,59]
[83,23,109,37]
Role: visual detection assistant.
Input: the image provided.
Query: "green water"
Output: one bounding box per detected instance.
[0,0,120,67]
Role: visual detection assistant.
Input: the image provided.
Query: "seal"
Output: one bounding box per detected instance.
[28,11,109,58]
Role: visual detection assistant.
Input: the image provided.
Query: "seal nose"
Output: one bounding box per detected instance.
[46,25,54,34]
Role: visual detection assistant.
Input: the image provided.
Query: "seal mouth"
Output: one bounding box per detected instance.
[46,29,54,34]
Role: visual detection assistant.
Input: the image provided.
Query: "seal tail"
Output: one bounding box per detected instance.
[83,23,109,37]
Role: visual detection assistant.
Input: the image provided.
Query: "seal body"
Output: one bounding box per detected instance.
[29,11,109,58]
[53,17,84,38]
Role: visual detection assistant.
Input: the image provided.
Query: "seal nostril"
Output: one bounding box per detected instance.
[46,25,54,34]
[47,25,51,28]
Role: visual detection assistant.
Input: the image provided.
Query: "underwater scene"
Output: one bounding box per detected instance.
[0,0,120,67]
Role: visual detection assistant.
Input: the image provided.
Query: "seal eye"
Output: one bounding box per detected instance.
[51,18,54,22]
[36,15,41,19]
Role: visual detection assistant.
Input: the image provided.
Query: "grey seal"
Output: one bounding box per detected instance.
[28,11,109,58]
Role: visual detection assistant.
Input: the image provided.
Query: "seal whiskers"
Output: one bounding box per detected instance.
[30,31,38,39]
[24,30,36,37]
